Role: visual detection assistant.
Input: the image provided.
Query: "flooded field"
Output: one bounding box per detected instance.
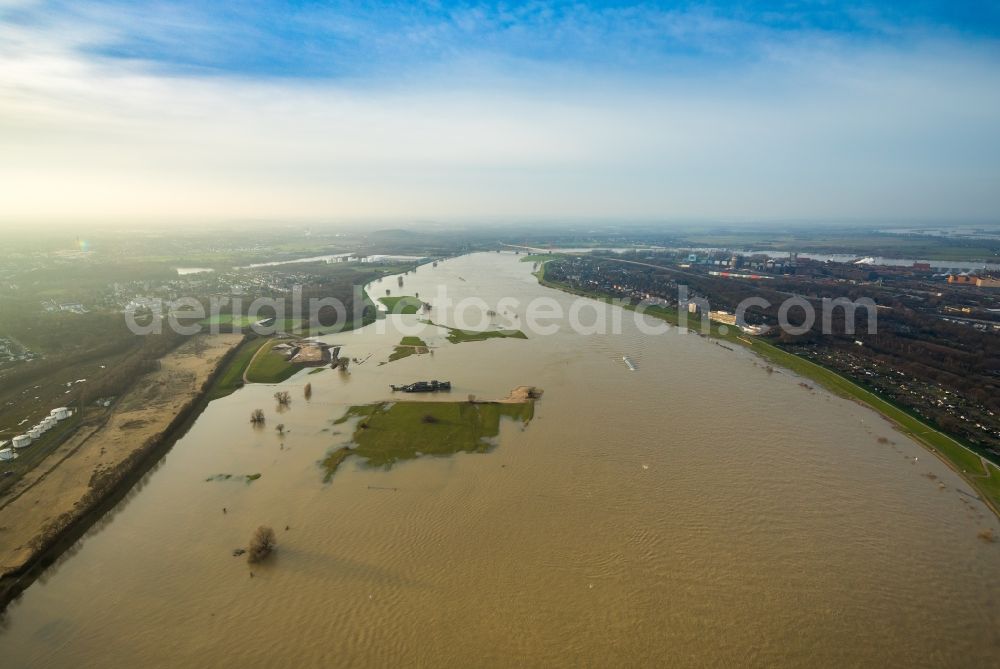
[0,253,997,667]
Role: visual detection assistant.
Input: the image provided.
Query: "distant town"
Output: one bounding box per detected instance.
[537,244,1000,458]
[1,222,998,495]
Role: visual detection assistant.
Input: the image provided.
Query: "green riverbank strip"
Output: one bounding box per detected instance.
[208,337,301,400]
[244,339,301,384]
[537,269,1000,516]
[518,253,563,263]
[207,338,269,401]
[207,290,380,399]
[321,400,535,481]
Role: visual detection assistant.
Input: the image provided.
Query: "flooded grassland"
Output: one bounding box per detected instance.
[0,253,996,668]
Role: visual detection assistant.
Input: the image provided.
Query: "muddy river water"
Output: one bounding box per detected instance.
[0,252,997,667]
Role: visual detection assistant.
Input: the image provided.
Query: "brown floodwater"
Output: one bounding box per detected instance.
[0,252,997,667]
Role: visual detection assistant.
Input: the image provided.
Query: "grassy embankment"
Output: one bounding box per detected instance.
[244,339,301,384]
[518,253,562,263]
[747,339,1000,509]
[536,266,1000,515]
[321,400,535,481]
[205,337,265,401]
[207,335,301,400]
[207,291,382,397]
[379,296,423,314]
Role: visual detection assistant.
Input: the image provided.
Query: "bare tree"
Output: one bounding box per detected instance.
[247,526,276,563]
[275,423,285,436]
[274,391,291,407]
[250,409,265,425]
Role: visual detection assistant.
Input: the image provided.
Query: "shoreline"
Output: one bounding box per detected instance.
[535,266,1000,519]
[0,334,245,613]
[0,279,389,612]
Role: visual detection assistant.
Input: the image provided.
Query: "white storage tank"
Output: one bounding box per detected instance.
[51,407,71,420]
[28,427,42,439]
[13,435,32,449]
[0,447,17,461]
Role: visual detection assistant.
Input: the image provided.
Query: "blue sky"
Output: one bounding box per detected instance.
[1,1,999,223]
[9,1,1000,78]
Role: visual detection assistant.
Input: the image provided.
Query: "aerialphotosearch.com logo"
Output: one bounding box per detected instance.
[124,284,878,338]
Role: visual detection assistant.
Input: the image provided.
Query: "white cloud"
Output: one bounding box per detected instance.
[1,14,999,224]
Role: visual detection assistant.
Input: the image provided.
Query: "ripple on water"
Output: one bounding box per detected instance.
[1,253,998,668]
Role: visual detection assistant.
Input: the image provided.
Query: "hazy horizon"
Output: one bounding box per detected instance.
[3,217,1000,236]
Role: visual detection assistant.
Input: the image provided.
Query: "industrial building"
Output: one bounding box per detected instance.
[947,274,1000,287]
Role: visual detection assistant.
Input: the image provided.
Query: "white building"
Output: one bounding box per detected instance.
[708,310,738,326]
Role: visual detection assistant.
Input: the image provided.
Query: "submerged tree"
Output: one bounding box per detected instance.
[274,391,291,407]
[250,409,265,425]
[247,526,277,563]
[304,382,312,400]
